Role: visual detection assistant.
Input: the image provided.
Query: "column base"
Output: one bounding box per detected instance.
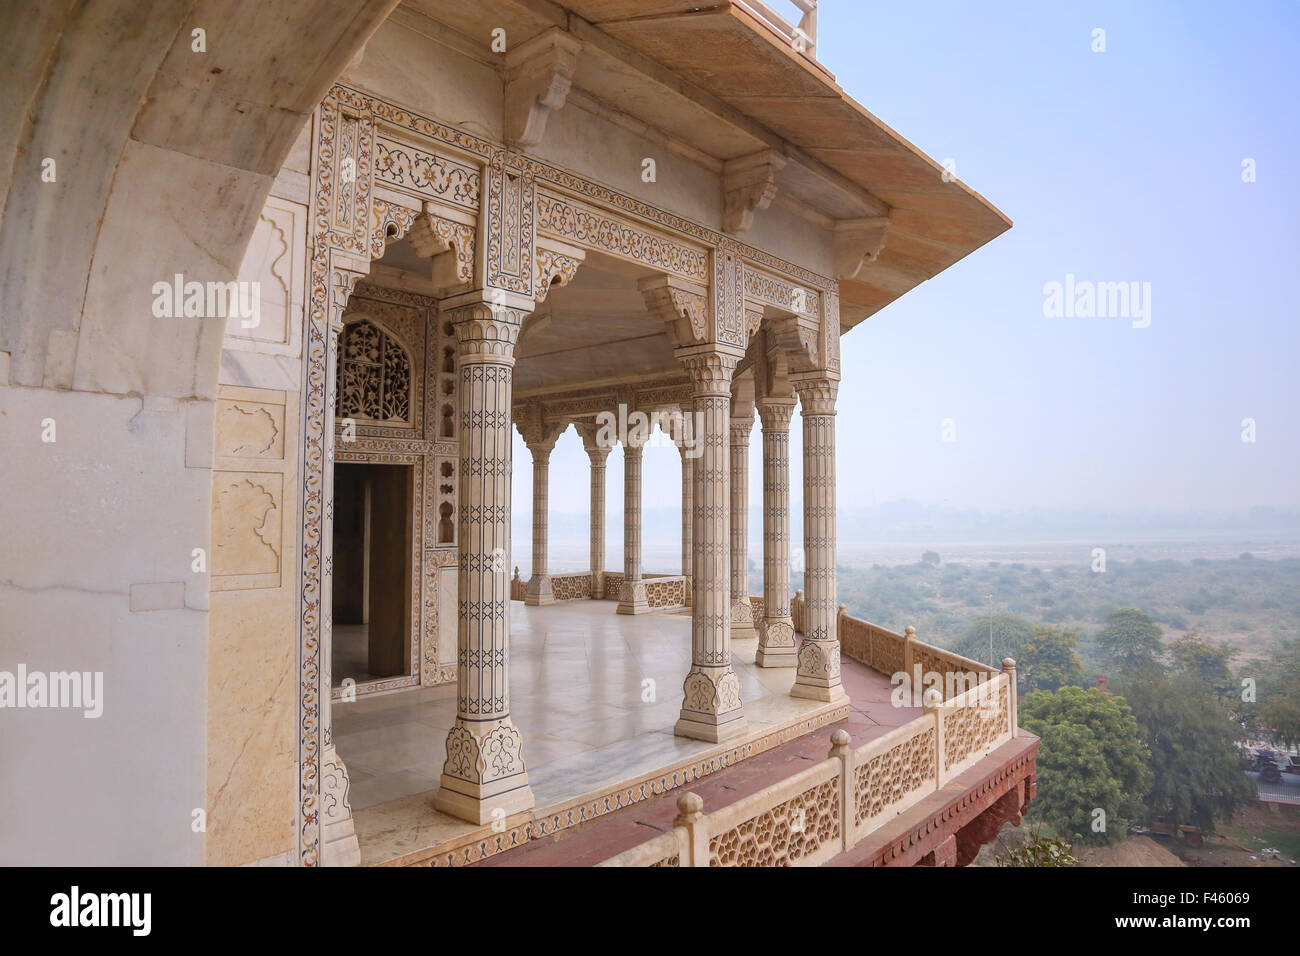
[591,571,604,601]
[524,575,554,606]
[790,638,847,702]
[434,778,536,825]
[320,746,360,866]
[755,617,797,667]
[675,664,747,742]
[616,579,650,615]
[435,717,535,824]
[730,597,754,630]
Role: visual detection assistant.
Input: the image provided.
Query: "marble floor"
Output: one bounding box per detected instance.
[334,599,846,862]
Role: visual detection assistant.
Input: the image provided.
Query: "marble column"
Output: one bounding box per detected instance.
[675,349,747,742]
[579,424,611,599]
[523,429,561,606]
[755,399,798,667]
[435,300,535,824]
[790,376,845,702]
[617,438,649,614]
[678,431,693,604]
[729,415,754,632]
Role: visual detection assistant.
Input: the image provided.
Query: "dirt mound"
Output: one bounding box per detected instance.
[1075,836,1185,867]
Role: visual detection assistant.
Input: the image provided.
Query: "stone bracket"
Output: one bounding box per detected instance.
[722,150,787,234]
[639,275,709,348]
[833,216,891,280]
[504,28,583,148]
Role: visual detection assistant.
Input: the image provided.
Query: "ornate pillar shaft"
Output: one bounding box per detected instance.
[675,350,747,742]
[680,446,693,579]
[524,441,555,606]
[755,400,797,667]
[617,441,649,614]
[729,417,754,630]
[790,377,845,702]
[435,301,535,823]
[588,448,608,599]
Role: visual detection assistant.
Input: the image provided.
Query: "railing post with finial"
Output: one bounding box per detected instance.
[828,728,852,851]
[1002,658,1018,737]
[674,791,707,867]
[904,625,917,701]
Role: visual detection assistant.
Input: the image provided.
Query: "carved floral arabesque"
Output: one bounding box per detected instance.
[533,248,583,303]
[332,84,836,299]
[375,136,480,209]
[536,190,708,283]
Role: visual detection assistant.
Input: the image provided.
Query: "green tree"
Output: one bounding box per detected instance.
[953,613,1034,667]
[1169,632,1236,704]
[921,550,941,566]
[1017,624,1085,693]
[1254,637,1300,749]
[1117,667,1255,833]
[1019,686,1151,846]
[1097,608,1164,673]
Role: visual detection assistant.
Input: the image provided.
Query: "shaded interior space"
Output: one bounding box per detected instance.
[514,250,682,394]
[333,600,916,865]
[332,462,414,686]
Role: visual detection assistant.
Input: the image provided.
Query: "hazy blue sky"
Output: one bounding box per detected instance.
[514,0,1299,523]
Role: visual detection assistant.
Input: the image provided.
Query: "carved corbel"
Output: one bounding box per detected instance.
[638,275,709,348]
[504,28,583,149]
[722,151,787,234]
[533,237,586,304]
[409,203,475,294]
[766,313,821,373]
[755,328,796,404]
[516,402,566,455]
[833,216,891,280]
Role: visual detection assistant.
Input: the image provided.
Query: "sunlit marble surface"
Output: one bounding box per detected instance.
[335,599,841,863]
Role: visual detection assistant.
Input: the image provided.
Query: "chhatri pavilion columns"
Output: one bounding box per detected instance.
[673,348,748,742]
[616,428,650,615]
[434,295,536,824]
[729,375,755,632]
[754,396,798,667]
[676,421,694,603]
[576,422,612,599]
[789,373,846,703]
[517,409,565,606]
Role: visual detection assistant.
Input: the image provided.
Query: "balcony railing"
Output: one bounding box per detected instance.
[737,0,818,60]
[598,598,1019,867]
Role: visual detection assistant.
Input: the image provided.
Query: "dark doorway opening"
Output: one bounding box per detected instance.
[332,462,412,686]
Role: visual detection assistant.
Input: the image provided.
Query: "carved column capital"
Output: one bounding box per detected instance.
[676,348,739,397]
[792,376,838,415]
[444,300,525,364]
[757,399,797,431]
[575,420,613,464]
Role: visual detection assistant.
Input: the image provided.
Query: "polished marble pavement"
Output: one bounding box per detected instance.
[334,598,851,864]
